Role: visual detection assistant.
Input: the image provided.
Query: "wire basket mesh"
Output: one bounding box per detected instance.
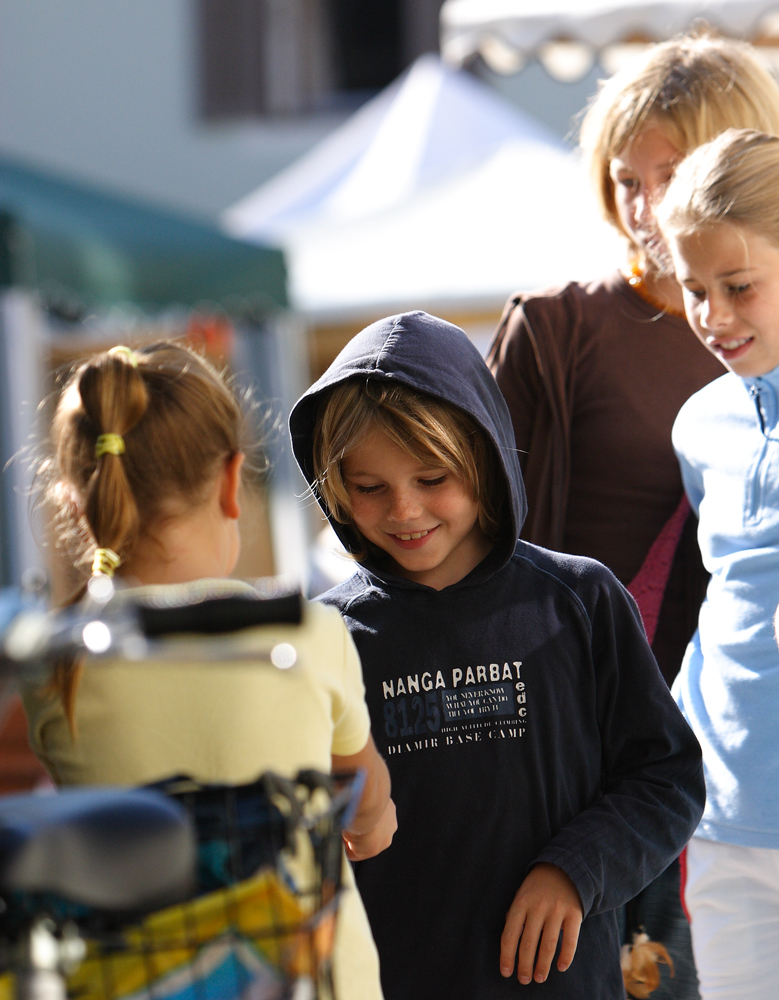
[1,770,358,1000]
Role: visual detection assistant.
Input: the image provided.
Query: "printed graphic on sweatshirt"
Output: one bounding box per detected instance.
[380,660,526,755]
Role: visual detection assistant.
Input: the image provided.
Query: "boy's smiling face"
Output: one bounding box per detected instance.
[341,428,492,591]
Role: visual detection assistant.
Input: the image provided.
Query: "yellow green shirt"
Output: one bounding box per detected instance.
[21,582,382,1000]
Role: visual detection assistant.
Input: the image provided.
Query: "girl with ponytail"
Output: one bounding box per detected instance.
[23,341,394,1000]
[45,342,247,720]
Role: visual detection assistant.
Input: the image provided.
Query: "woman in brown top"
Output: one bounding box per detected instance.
[487,30,779,1000]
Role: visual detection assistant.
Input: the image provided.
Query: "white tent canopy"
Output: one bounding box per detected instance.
[440,0,779,78]
[274,142,620,315]
[223,54,558,240]
[224,55,621,317]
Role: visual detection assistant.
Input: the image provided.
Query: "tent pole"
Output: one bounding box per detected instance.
[0,290,47,587]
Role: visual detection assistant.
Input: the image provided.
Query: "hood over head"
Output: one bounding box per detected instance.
[289,310,527,585]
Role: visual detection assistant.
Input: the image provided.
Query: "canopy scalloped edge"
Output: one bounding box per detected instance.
[440,1,779,78]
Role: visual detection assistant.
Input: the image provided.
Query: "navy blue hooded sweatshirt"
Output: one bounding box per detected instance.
[289,312,704,1000]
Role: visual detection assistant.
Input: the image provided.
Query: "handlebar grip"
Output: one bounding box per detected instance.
[135,592,303,637]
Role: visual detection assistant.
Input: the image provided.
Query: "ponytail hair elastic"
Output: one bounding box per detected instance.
[108,345,139,367]
[92,547,121,578]
[95,433,125,458]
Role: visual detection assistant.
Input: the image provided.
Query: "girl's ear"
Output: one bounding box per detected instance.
[219,452,244,520]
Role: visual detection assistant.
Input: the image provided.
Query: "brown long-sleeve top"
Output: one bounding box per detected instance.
[487,271,724,684]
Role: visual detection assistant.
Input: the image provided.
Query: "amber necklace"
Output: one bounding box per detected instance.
[626,258,686,319]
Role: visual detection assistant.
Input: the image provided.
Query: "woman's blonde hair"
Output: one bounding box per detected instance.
[41,341,251,719]
[312,379,507,555]
[580,29,779,247]
[658,128,779,248]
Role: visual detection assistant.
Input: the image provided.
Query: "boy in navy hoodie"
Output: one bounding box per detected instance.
[289,311,704,999]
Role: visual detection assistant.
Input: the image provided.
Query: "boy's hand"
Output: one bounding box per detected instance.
[343,798,397,861]
[500,862,583,985]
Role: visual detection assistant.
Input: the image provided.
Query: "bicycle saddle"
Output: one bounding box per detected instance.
[0,787,196,912]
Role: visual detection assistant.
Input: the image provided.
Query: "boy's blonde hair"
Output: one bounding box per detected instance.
[312,379,507,550]
[658,128,779,248]
[580,30,779,247]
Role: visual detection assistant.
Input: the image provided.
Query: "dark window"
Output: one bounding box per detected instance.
[199,0,267,118]
[197,0,435,118]
[329,0,402,93]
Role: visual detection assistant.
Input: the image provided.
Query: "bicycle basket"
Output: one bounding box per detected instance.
[64,769,361,1000]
